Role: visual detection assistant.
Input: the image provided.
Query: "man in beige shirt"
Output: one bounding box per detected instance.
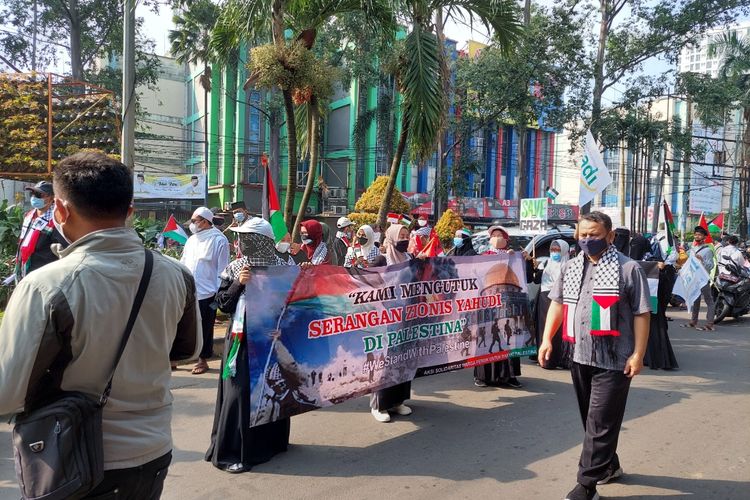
[0,151,201,499]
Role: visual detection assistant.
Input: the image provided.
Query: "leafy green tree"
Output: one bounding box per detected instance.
[0,0,160,101]
[374,0,522,232]
[168,0,221,185]
[212,0,394,238]
[454,2,589,200]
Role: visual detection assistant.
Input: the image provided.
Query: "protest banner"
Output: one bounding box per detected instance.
[243,254,535,426]
[133,173,205,199]
[519,198,548,234]
[672,254,710,313]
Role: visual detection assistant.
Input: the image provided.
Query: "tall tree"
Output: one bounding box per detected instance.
[589,0,744,135]
[375,0,522,232]
[0,0,160,99]
[168,0,221,190]
[212,0,394,235]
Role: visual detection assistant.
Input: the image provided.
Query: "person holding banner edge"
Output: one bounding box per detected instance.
[539,211,651,500]
[205,218,292,473]
[370,224,416,422]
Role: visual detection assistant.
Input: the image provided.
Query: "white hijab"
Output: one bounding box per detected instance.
[358,224,376,256]
[541,239,570,292]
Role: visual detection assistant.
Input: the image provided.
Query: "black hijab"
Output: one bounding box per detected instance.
[614,228,631,256]
[629,234,650,261]
[455,234,477,256]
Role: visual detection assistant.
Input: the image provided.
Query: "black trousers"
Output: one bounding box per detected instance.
[82,452,172,500]
[570,362,631,488]
[199,297,217,359]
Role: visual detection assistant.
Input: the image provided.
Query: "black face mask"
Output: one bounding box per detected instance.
[395,240,409,253]
[358,236,368,245]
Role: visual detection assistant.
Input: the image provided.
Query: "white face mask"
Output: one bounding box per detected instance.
[189,222,202,234]
[53,207,73,245]
[418,219,427,227]
[276,241,291,253]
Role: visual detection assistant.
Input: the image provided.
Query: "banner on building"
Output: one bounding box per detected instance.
[519,198,548,234]
[133,173,205,199]
[402,192,578,222]
[244,254,535,426]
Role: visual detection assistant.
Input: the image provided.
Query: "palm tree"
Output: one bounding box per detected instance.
[375,0,522,233]
[169,0,221,202]
[212,0,394,236]
[710,31,750,238]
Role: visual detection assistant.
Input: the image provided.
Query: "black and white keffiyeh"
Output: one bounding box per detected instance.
[222,233,285,280]
[561,244,621,342]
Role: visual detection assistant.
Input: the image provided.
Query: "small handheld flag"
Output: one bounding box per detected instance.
[162,215,188,245]
[264,160,288,243]
[545,186,559,202]
[708,213,724,233]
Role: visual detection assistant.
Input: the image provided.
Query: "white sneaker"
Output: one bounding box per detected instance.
[371,408,391,422]
[391,404,412,416]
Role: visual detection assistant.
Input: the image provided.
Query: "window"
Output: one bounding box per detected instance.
[326,106,351,151]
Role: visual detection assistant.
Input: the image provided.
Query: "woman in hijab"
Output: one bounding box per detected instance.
[475,225,523,388]
[370,223,414,422]
[614,227,631,256]
[345,224,380,268]
[451,228,476,256]
[629,233,650,260]
[300,219,329,266]
[533,239,571,369]
[206,218,290,473]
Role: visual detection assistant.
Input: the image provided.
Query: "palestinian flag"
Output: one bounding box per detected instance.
[264,159,287,243]
[708,213,724,233]
[387,212,412,226]
[162,215,188,245]
[697,213,713,244]
[545,186,559,202]
[638,261,660,313]
[590,293,620,336]
[663,199,676,256]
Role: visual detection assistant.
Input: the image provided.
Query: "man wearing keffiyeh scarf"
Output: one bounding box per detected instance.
[538,212,652,500]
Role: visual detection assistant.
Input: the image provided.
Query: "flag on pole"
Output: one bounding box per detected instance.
[638,261,661,313]
[162,215,188,245]
[697,213,713,244]
[264,158,287,243]
[663,199,676,256]
[708,213,724,233]
[672,254,711,313]
[545,186,559,202]
[578,130,613,207]
[387,212,412,226]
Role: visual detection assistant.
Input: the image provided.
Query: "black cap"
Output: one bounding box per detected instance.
[230,201,246,211]
[25,181,53,197]
[191,175,199,180]
[694,226,708,236]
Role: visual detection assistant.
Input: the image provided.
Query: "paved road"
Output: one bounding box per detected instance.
[1,310,748,500]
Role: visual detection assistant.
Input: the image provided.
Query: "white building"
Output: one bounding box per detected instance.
[678,20,750,78]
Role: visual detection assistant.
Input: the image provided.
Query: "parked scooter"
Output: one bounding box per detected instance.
[713,255,750,323]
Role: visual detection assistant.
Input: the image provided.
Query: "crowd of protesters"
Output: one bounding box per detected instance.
[2,151,748,500]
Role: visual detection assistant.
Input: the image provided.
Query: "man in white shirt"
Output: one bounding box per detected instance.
[717,235,747,275]
[181,206,230,374]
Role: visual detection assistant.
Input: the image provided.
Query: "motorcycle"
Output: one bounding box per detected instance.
[713,255,750,323]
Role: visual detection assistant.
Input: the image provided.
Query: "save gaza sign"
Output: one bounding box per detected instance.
[519,198,548,234]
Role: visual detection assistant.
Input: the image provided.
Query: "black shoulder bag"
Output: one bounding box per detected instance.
[12,249,154,500]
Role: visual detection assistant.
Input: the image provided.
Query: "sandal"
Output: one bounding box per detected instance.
[680,322,697,328]
[191,359,209,375]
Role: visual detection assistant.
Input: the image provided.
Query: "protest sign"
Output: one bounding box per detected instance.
[243,254,535,426]
[672,254,710,313]
[519,198,548,234]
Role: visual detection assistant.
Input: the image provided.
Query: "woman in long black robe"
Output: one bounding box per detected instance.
[644,262,679,370]
[205,223,291,472]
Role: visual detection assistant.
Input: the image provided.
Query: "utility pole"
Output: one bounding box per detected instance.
[121,0,136,170]
[679,96,693,240]
[31,0,38,72]
[618,138,626,227]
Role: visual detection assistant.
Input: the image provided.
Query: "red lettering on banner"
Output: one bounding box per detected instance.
[307,306,404,339]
